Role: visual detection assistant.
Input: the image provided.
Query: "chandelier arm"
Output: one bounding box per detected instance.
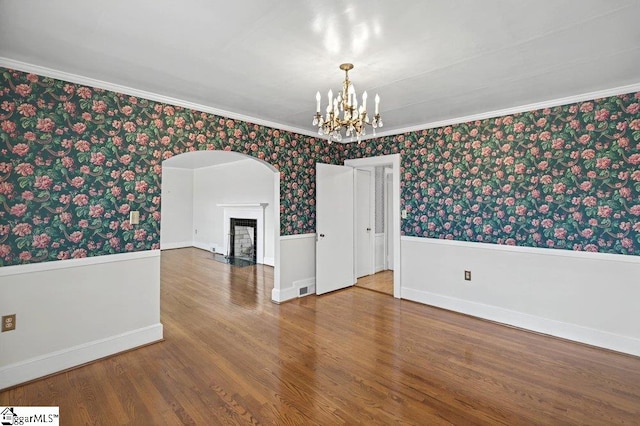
[313,63,381,142]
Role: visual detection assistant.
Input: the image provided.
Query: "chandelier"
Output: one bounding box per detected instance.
[313,63,382,143]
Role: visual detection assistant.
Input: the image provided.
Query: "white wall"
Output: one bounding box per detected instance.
[0,252,163,389]
[192,159,275,264]
[401,237,640,356]
[274,234,316,302]
[160,167,194,249]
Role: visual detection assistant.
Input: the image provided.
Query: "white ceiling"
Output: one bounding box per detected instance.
[1,0,639,141]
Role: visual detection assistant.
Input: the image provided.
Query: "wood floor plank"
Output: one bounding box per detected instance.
[356,270,394,295]
[2,247,640,424]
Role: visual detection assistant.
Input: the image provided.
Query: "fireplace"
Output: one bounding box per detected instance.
[219,203,268,265]
[228,218,257,263]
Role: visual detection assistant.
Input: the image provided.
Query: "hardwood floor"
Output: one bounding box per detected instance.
[2,247,640,424]
[356,270,393,295]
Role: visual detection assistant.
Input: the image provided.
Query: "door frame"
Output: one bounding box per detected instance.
[384,167,394,270]
[344,154,401,299]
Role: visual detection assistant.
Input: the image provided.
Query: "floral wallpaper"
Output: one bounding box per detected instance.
[1,66,638,267]
[0,68,338,266]
[342,93,640,256]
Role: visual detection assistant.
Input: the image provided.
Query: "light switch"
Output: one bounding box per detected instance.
[129,210,140,225]
[401,209,408,219]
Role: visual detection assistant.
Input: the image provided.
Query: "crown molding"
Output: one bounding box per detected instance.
[367,82,640,141]
[2,57,639,145]
[0,57,320,139]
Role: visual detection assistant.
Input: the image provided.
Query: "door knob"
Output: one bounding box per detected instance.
[366,227,371,231]
[319,233,325,237]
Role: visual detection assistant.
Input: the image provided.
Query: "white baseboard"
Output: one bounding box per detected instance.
[271,285,299,303]
[294,278,316,297]
[170,243,272,265]
[263,257,275,267]
[402,287,640,357]
[0,323,163,390]
[192,241,213,252]
[160,241,193,250]
[272,277,316,302]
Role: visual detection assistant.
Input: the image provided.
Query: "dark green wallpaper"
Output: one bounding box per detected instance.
[341,94,640,255]
[1,67,638,266]
[0,68,340,266]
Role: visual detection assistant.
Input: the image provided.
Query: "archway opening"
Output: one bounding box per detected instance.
[160,150,280,291]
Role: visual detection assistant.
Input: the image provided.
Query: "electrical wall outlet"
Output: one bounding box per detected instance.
[2,314,16,332]
[464,270,471,281]
[129,210,140,225]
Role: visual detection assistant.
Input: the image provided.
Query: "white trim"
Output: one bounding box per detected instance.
[4,58,638,146]
[263,257,275,267]
[294,277,316,297]
[0,57,319,139]
[271,285,299,303]
[272,172,281,297]
[345,154,402,298]
[0,250,160,277]
[0,324,163,390]
[401,236,640,264]
[280,233,316,241]
[191,241,212,252]
[160,241,193,250]
[401,288,640,357]
[347,82,640,143]
[217,203,269,208]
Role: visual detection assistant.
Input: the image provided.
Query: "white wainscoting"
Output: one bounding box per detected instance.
[401,237,640,356]
[0,251,163,389]
[273,233,316,303]
[160,167,194,248]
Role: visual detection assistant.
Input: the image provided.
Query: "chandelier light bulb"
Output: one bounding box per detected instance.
[313,63,382,143]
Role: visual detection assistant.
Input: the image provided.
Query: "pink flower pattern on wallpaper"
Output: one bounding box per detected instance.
[0,67,639,266]
[343,94,640,255]
[0,68,339,266]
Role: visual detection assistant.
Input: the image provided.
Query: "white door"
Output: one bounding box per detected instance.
[356,169,373,278]
[316,163,355,295]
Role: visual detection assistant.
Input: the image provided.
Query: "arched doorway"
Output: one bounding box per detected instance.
[160,150,280,292]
